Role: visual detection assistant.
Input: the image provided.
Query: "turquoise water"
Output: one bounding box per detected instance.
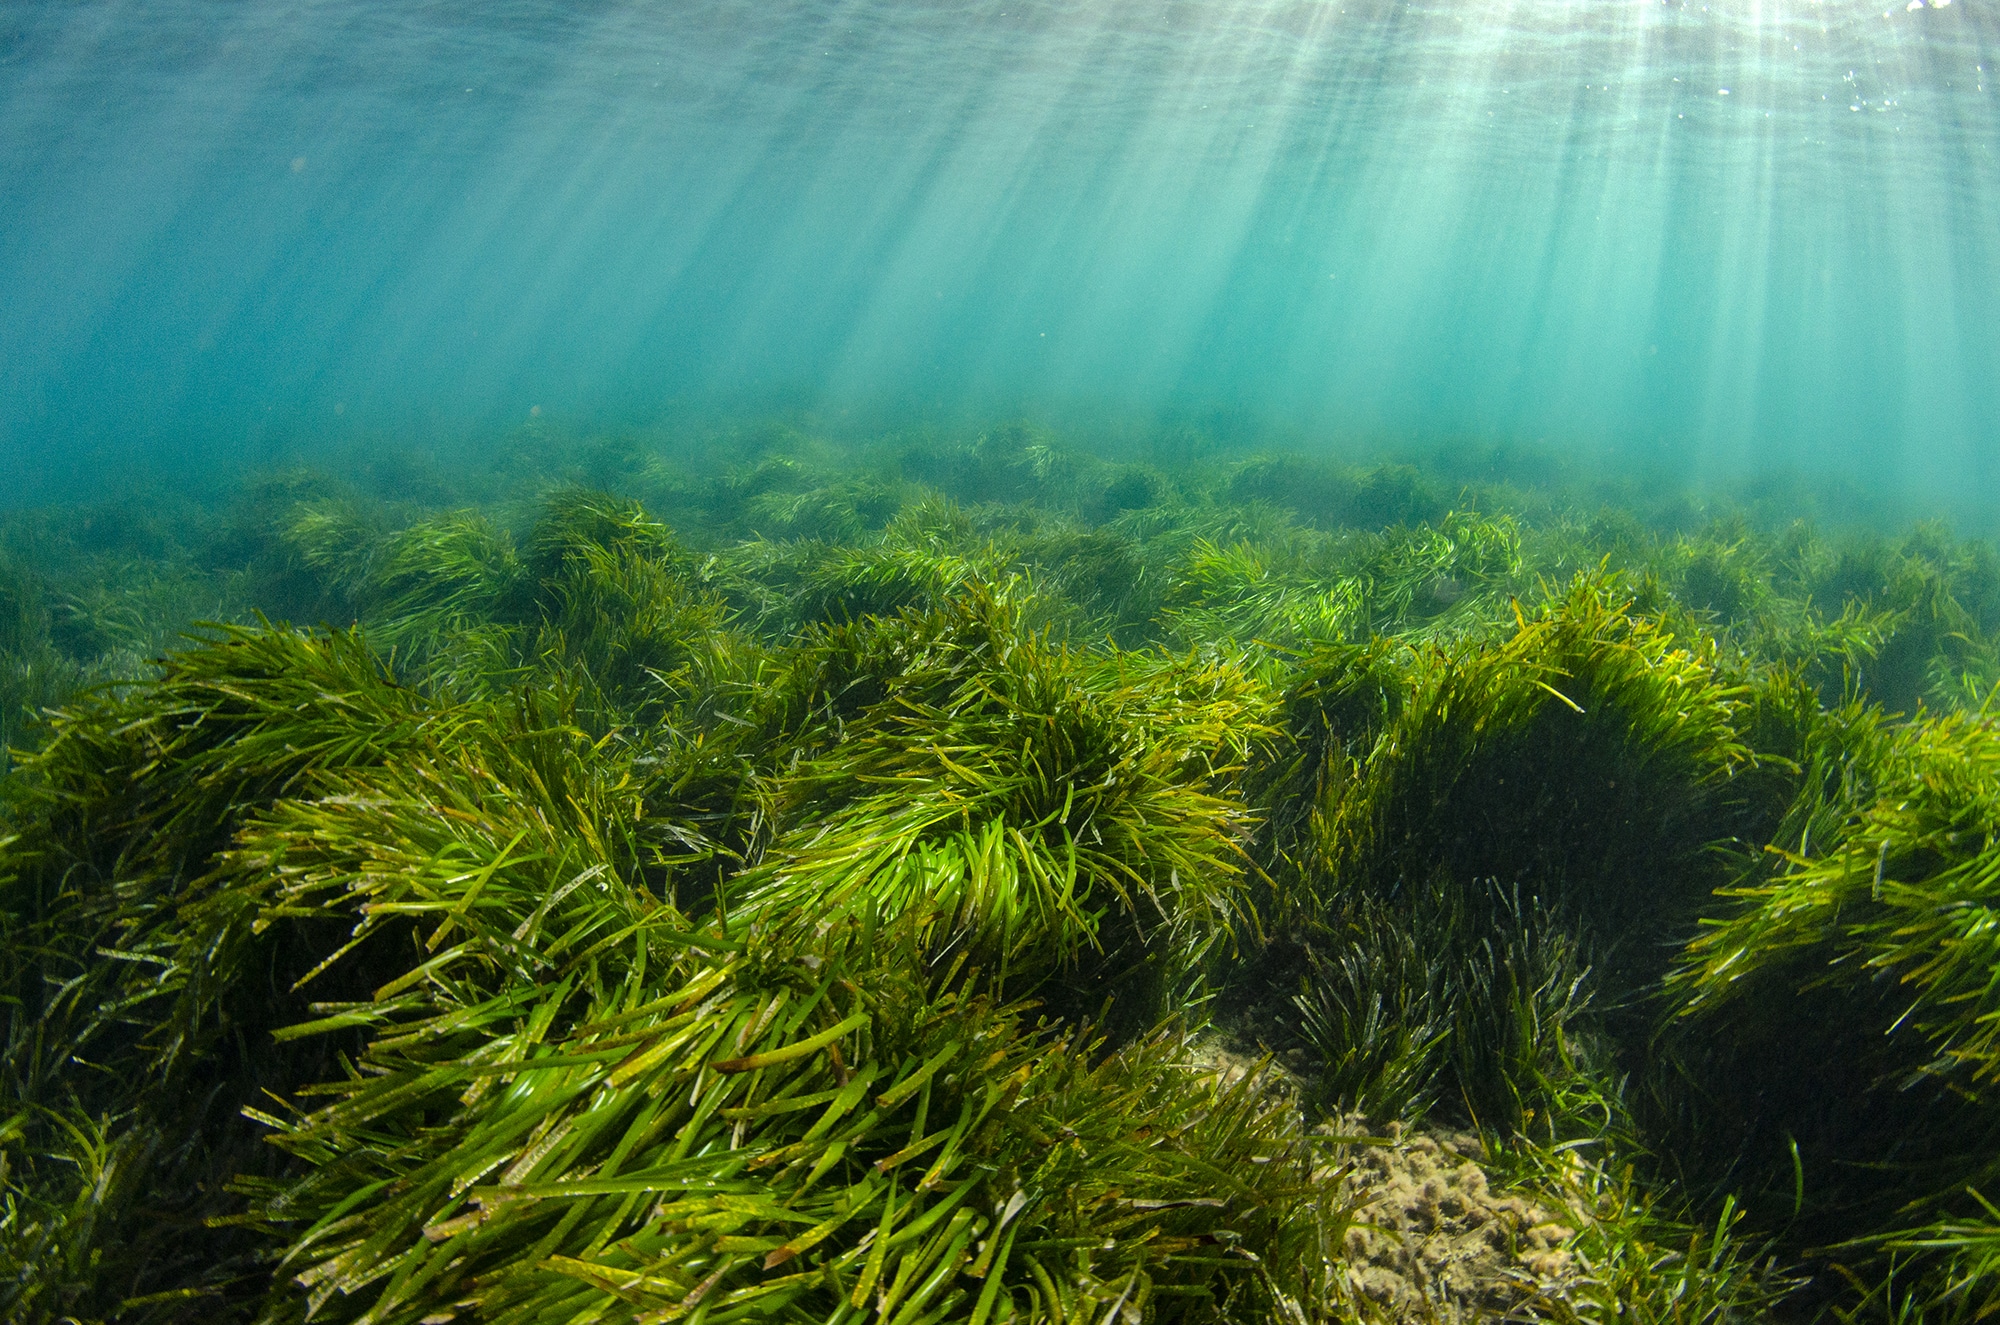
[2,1,1996,505]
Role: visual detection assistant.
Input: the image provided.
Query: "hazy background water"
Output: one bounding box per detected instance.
[2,0,1996,509]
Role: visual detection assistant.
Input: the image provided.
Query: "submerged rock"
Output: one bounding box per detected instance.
[1190,1040,1582,1321]
[1325,1120,1577,1322]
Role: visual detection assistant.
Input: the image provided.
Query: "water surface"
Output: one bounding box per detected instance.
[2,0,1996,505]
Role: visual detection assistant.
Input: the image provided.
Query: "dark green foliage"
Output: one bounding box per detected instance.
[1663,707,2000,1297]
[271,488,733,718]
[1766,523,2000,715]
[1156,535,1366,650]
[741,479,907,543]
[1485,1145,1799,1324]
[897,423,1072,508]
[0,564,84,770]
[524,491,728,716]
[1086,463,1169,522]
[1227,458,1448,532]
[0,598,1342,1324]
[733,589,1266,1024]
[1292,878,1599,1136]
[1356,510,1522,626]
[0,564,48,657]
[1017,530,1156,642]
[1269,577,1793,1243]
[1291,893,1451,1123]
[1310,577,1756,995]
[1152,509,1522,655]
[242,920,1344,1325]
[1667,533,1768,622]
[13,424,2000,1320]
[0,626,476,1320]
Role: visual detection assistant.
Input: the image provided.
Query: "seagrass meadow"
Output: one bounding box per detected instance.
[6,425,2000,1323]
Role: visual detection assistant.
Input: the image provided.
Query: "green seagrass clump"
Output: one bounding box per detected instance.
[728,585,1267,1024]
[14,437,2000,1321]
[1663,703,2000,1317]
[1256,576,1763,1136]
[0,574,1329,1324]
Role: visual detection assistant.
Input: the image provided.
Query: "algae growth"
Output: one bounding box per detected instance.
[4,424,2000,1322]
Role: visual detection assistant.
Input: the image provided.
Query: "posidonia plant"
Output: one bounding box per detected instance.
[0,566,1318,1323]
[1660,702,2000,1303]
[9,430,2000,1321]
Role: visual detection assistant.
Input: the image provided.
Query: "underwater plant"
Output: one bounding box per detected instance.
[12,430,2000,1321]
[723,585,1269,1026]
[0,544,1312,1322]
[1660,701,2000,1310]
[1291,575,1758,990]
